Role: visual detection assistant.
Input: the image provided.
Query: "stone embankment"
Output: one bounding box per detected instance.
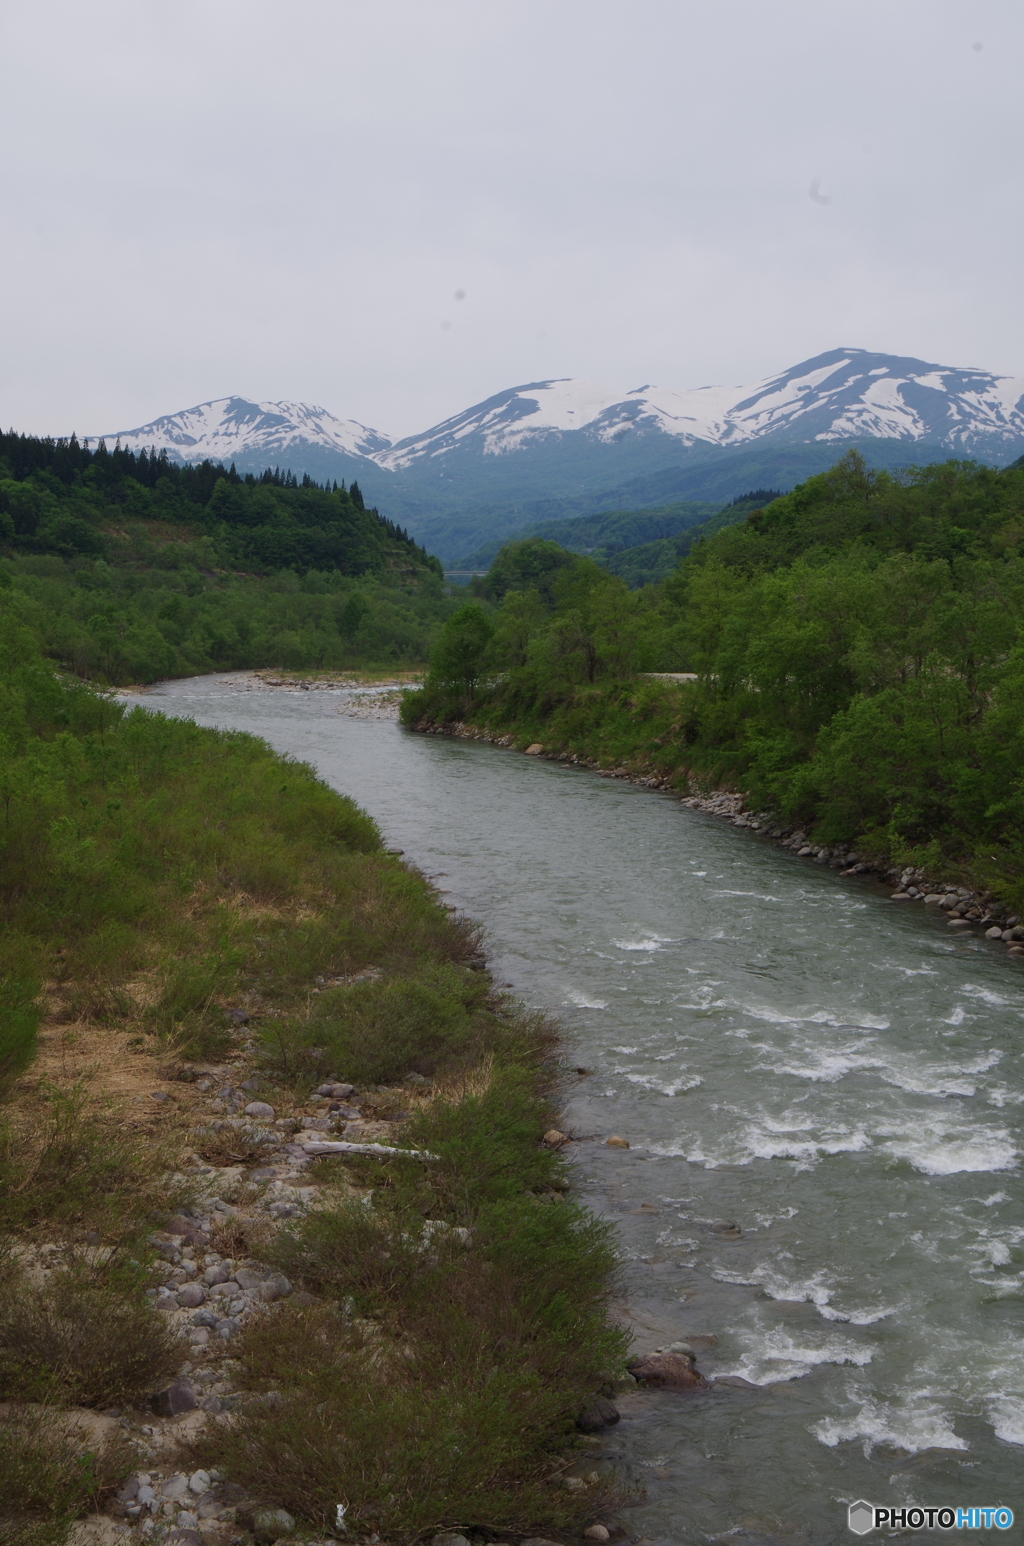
[414,721,1024,962]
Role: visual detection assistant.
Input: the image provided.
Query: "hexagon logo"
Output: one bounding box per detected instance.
[848,1501,875,1535]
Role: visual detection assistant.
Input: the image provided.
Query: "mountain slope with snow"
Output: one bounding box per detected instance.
[378,349,1024,468]
[99,396,391,468]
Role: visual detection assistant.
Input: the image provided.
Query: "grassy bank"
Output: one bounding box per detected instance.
[0,608,625,1545]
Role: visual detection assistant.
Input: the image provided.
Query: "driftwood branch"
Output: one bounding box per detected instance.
[301,1140,440,1161]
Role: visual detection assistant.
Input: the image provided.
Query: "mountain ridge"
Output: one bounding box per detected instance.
[93,349,1024,562]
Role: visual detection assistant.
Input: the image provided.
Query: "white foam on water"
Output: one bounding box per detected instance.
[610,1045,639,1054]
[743,1120,871,1167]
[764,1047,883,1083]
[714,889,784,902]
[812,1395,967,1454]
[740,1000,891,1030]
[960,983,1015,1008]
[624,1071,702,1096]
[878,1113,1018,1174]
[614,937,665,952]
[718,1325,874,1385]
[943,1005,966,1025]
[565,989,608,1009]
[988,1396,1024,1446]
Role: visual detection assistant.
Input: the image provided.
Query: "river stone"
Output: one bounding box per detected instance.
[577,1396,620,1432]
[605,1135,629,1148]
[629,1352,709,1390]
[244,1101,276,1120]
[890,892,911,900]
[233,1268,263,1292]
[151,1379,197,1417]
[203,1263,232,1286]
[985,925,1004,939]
[176,1282,206,1308]
[525,743,544,754]
[432,1535,472,1546]
[160,1476,190,1501]
[542,1128,569,1147]
[710,1219,742,1236]
[584,1528,611,1542]
[257,1272,293,1303]
[948,919,972,929]
[188,1471,210,1496]
[164,1532,201,1546]
[250,1507,296,1544]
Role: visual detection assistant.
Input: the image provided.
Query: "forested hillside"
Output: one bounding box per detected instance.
[405,452,1024,902]
[0,432,450,682]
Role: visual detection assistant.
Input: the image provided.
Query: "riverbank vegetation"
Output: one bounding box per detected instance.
[1,609,624,1543]
[0,430,454,682]
[403,451,1024,906]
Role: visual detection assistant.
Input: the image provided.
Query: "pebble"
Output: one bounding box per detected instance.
[244,1101,276,1121]
[605,1135,629,1148]
[584,1528,611,1543]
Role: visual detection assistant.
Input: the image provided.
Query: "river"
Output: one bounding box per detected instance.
[138,674,1023,1543]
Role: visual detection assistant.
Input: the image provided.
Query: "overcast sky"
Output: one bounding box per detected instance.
[1,0,1021,440]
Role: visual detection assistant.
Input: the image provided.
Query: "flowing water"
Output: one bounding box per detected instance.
[139,674,1023,1542]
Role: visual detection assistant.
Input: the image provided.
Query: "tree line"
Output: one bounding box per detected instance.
[0,430,454,683]
[404,451,1024,900]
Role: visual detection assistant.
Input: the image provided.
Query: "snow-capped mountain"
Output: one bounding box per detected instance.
[96,351,1024,478]
[91,352,1024,562]
[97,396,391,466]
[378,349,1024,468]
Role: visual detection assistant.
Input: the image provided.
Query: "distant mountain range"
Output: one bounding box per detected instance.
[96,349,1024,564]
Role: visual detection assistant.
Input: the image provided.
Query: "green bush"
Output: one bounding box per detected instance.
[0,1266,182,1407]
[0,1406,132,1546]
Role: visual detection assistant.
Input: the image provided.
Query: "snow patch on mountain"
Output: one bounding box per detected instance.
[92,350,1024,480]
[97,397,391,464]
[378,349,1024,469]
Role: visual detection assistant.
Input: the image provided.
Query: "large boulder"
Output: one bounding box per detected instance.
[627,1352,709,1390]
